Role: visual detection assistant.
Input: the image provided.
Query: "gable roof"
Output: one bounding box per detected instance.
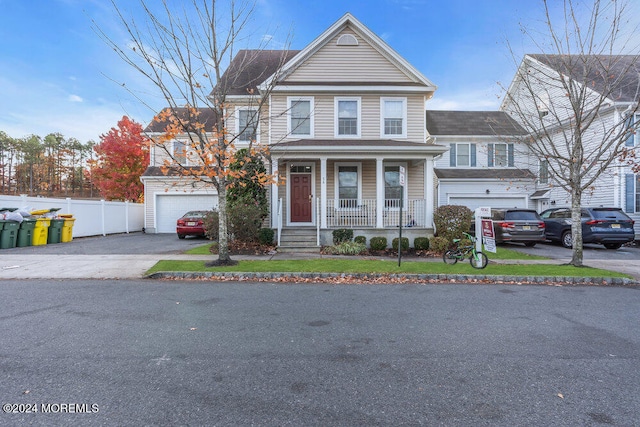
[425,110,528,136]
[527,54,640,103]
[260,12,436,91]
[144,107,219,133]
[214,49,301,97]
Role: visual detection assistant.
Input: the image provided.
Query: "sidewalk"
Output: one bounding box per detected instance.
[1,252,638,283]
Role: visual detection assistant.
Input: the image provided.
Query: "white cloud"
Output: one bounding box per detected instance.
[68,94,83,102]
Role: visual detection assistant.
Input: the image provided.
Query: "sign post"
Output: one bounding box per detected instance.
[473,207,495,268]
[398,166,405,267]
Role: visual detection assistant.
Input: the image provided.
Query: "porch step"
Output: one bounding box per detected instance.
[278,228,320,253]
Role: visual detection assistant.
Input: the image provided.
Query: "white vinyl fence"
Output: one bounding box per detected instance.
[0,195,144,238]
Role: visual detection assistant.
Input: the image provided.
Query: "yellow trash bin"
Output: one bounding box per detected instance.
[61,217,75,243]
[32,218,51,246]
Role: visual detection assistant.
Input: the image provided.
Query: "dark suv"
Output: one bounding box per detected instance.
[540,207,635,249]
[490,209,546,247]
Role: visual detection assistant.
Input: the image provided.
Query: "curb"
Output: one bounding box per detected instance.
[145,271,639,286]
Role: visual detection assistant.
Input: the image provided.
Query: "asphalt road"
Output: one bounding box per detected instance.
[0,279,638,426]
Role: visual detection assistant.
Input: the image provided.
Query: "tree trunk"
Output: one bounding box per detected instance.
[569,182,584,267]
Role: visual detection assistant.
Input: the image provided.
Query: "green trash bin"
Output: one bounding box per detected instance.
[17,219,36,247]
[47,219,65,244]
[0,220,20,249]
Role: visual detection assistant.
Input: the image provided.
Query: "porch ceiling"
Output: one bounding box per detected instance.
[270,139,448,158]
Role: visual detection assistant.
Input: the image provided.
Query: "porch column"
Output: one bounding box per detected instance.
[376,157,384,228]
[425,157,435,229]
[271,158,280,228]
[320,157,327,228]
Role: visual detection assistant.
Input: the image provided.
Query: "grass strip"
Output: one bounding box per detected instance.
[146,259,628,279]
[184,243,549,260]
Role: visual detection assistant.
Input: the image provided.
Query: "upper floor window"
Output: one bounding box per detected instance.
[237,108,258,143]
[173,140,187,164]
[539,159,549,184]
[381,97,407,138]
[335,97,360,137]
[449,143,476,167]
[289,97,313,137]
[488,143,514,167]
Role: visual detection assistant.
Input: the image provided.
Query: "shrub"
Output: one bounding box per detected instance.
[392,237,410,252]
[433,205,473,244]
[414,237,430,251]
[203,210,219,240]
[429,236,449,254]
[324,241,367,255]
[258,228,275,246]
[369,236,387,251]
[332,228,354,245]
[228,195,267,243]
[354,235,366,245]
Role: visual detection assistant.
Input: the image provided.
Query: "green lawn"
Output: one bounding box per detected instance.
[146,258,629,279]
[164,242,630,279]
[184,242,548,260]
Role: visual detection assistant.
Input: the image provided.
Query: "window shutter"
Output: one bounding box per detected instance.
[450,144,456,167]
[487,144,494,167]
[625,116,635,147]
[625,174,635,212]
[470,144,476,167]
[508,144,514,167]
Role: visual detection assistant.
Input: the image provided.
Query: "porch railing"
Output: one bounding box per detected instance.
[325,199,427,228]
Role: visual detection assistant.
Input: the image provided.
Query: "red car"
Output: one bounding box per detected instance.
[176,211,209,239]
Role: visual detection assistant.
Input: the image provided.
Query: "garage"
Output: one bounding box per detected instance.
[448,196,527,212]
[155,194,218,233]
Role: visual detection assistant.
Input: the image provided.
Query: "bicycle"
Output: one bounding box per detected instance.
[442,232,489,269]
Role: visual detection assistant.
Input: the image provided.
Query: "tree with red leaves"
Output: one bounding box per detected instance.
[90,116,149,202]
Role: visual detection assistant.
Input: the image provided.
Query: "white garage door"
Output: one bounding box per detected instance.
[449,196,526,211]
[156,194,218,233]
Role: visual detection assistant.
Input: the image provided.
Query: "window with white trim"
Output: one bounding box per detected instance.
[449,143,476,167]
[381,97,407,137]
[488,143,514,167]
[625,174,640,213]
[335,163,361,208]
[625,113,638,147]
[539,159,549,184]
[289,97,313,136]
[335,98,360,137]
[384,163,408,208]
[236,108,258,142]
[173,140,187,164]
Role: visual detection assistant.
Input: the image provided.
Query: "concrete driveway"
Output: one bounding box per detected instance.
[0,233,213,279]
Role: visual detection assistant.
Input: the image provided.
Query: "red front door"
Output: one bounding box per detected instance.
[291,174,312,222]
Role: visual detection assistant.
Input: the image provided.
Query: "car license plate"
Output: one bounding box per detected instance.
[187,221,196,226]
[523,226,531,230]
[611,223,620,228]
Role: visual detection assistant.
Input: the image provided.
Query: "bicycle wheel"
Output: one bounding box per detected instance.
[443,250,459,265]
[469,251,488,269]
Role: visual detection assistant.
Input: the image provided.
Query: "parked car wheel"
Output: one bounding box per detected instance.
[604,243,622,250]
[524,242,537,247]
[562,231,572,248]
[177,234,186,239]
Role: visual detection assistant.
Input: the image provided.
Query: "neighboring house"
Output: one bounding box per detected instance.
[501,54,640,238]
[427,110,538,211]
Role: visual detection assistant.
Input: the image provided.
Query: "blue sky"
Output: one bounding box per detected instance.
[0,0,635,143]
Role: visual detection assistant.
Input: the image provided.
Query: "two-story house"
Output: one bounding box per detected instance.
[501,54,640,237]
[142,12,451,250]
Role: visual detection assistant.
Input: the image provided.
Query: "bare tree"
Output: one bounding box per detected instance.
[95,0,291,265]
[501,0,640,266]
